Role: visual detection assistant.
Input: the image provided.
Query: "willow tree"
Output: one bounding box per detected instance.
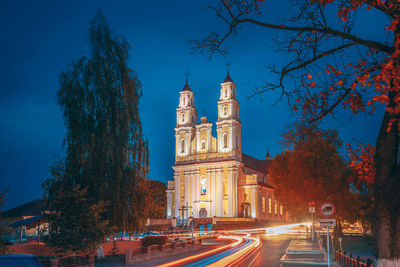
[194,0,400,263]
[45,12,148,251]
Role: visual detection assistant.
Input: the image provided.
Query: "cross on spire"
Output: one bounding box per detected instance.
[184,70,190,85]
[226,62,231,76]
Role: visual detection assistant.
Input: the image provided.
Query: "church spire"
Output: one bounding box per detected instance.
[265,147,271,161]
[223,62,233,83]
[182,70,191,91]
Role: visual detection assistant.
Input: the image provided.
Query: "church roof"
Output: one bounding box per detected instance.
[2,199,47,217]
[182,81,191,91]
[242,153,271,174]
[223,74,234,83]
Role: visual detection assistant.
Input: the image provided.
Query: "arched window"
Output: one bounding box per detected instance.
[183,97,186,105]
[201,139,206,150]
[181,112,185,122]
[262,196,266,213]
[180,139,185,153]
[224,89,228,98]
[200,176,207,195]
[223,133,228,148]
[223,105,227,116]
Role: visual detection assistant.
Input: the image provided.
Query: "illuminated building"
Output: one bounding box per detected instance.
[166,72,286,221]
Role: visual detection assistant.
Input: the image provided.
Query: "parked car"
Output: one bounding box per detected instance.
[0,254,42,267]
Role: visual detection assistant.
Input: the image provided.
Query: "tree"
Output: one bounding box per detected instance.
[270,126,351,220]
[141,180,167,219]
[44,160,110,253]
[195,0,400,262]
[44,12,149,252]
[0,191,9,254]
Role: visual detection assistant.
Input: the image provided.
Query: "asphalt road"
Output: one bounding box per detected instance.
[250,234,293,267]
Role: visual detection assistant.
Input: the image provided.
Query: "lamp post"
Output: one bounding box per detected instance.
[338,236,343,252]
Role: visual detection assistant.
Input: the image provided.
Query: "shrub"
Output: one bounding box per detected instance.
[142,236,167,247]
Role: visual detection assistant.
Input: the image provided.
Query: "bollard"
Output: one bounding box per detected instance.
[89,255,95,267]
[125,249,132,265]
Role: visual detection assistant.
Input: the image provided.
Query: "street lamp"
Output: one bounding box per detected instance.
[338,236,343,252]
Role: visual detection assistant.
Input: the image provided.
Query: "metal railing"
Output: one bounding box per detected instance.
[335,251,373,267]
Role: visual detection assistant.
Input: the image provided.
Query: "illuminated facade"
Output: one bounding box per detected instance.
[166,73,287,222]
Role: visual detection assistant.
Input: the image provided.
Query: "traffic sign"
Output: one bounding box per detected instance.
[309,207,315,213]
[320,218,336,227]
[320,202,335,217]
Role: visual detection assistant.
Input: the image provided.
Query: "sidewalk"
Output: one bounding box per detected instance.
[279,237,328,267]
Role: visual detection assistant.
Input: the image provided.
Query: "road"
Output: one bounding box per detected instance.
[96,223,304,267]
[251,234,293,266]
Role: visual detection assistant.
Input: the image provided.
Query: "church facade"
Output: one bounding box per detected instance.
[166,73,287,222]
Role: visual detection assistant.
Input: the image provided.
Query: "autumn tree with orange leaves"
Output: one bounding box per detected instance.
[194,0,400,263]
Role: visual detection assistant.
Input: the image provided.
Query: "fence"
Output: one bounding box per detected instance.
[335,251,373,267]
[50,254,94,267]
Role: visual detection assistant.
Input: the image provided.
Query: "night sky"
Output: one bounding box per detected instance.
[0,0,387,210]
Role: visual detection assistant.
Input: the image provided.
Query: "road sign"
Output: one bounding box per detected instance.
[309,207,315,213]
[320,202,335,217]
[320,218,336,227]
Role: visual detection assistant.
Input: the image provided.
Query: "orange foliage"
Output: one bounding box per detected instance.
[346,143,375,184]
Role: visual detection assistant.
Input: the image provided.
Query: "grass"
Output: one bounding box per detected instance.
[321,235,373,254]
[341,235,373,254]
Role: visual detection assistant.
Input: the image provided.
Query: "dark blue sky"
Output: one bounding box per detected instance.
[0,0,386,210]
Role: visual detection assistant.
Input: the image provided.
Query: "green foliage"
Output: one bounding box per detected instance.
[141,235,167,247]
[44,11,148,252]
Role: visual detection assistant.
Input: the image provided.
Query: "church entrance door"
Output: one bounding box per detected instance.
[199,208,207,218]
[241,203,250,218]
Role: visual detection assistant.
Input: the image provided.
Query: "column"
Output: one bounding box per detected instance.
[174,172,180,218]
[190,170,195,218]
[228,167,233,217]
[167,191,172,218]
[216,168,223,217]
[185,172,190,220]
[211,169,216,217]
[251,187,256,218]
[195,170,200,218]
[233,166,238,217]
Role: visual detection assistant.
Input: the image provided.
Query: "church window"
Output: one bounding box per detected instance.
[183,97,186,105]
[181,112,185,122]
[224,89,228,98]
[201,139,206,150]
[280,205,283,216]
[223,133,228,148]
[200,176,207,195]
[262,196,266,213]
[268,198,272,214]
[223,105,227,116]
[180,139,185,153]
[274,200,278,215]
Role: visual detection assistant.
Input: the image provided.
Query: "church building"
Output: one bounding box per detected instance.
[166,72,287,222]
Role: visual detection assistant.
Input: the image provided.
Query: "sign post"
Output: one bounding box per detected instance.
[309,201,315,241]
[320,202,335,267]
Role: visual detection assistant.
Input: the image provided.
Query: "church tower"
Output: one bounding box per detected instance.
[175,80,197,159]
[216,71,241,159]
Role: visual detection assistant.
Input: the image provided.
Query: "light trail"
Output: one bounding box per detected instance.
[156,234,261,267]
[156,235,243,267]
